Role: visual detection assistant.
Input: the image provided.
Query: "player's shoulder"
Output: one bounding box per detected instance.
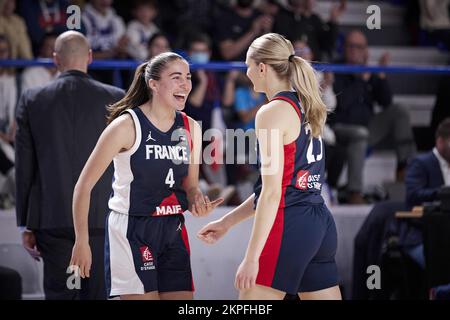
[181,113,201,132]
[109,109,136,133]
[257,99,296,122]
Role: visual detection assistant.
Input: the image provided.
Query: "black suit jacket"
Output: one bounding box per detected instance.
[16,70,125,230]
[405,151,444,209]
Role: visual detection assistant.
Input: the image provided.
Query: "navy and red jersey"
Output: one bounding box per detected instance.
[254,91,325,208]
[108,107,192,216]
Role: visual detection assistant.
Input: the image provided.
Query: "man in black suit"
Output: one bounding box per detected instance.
[405,119,450,209]
[352,119,450,299]
[399,118,450,268]
[15,31,125,300]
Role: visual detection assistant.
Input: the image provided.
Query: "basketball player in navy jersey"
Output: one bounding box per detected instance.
[70,52,223,300]
[198,33,342,300]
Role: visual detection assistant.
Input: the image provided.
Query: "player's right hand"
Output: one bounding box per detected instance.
[70,241,92,278]
[197,219,229,244]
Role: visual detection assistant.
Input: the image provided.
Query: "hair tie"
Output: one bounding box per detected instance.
[288,54,295,62]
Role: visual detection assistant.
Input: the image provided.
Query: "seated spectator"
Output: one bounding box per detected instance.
[419,0,450,49]
[430,59,450,147]
[82,0,128,59]
[184,33,235,203]
[215,0,272,61]
[0,35,17,146]
[389,118,450,282]
[351,118,450,299]
[147,32,170,59]
[18,0,70,55]
[406,118,450,209]
[0,35,16,200]
[0,0,33,59]
[258,0,281,16]
[82,0,129,84]
[185,33,220,133]
[156,0,216,49]
[234,73,266,131]
[21,33,59,92]
[126,0,159,61]
[273,0,346,61]
[221,70,261,203]
[331,30,416,204]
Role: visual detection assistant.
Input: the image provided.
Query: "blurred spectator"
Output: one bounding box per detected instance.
[184,33,235,203]
[397,118,450,272]
[185,33,219,132]
[226,72,265,131]
[430,72,450,146]
[70,0,86,7]
[0,0,33,59]
[18,0,70,55]
[331,30,416,204]
[0,35,17,146]
[215,0,273,61]
[21,33,59,92]
[222,69,262,202]
[147,32,170,59]
[157,0,217,49]
[0,34,16,200]
[273,0,346,61]
[419,0,450,49]
[406,118,450,208]
[258,0,281,16]
[82,0,128,84]
[82,0,128,59]
[112,0,132,23]
[126,0,159,61]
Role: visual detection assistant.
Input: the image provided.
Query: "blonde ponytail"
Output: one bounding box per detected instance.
[290,56,327,138]
[248,33,327,138]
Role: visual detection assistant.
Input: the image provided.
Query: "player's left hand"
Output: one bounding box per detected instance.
[191,193,223,217]
[235,258,259,290]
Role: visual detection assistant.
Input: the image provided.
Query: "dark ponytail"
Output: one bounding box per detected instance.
[107,52,185,124]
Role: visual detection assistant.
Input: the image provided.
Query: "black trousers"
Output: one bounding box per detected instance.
[34,228,106,300]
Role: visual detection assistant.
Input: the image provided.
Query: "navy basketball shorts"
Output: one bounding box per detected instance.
[256,203,339,294]
[105,211,194,297]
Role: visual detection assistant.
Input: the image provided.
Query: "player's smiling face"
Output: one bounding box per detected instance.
[152,59,192,110]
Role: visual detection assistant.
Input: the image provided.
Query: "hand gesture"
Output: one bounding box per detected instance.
[197,219,230,244]
[190,193,224,217]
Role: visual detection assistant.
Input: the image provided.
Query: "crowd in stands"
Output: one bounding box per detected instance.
[0,0,449,206]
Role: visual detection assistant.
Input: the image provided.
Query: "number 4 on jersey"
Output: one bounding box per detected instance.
[165,168,175,188]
